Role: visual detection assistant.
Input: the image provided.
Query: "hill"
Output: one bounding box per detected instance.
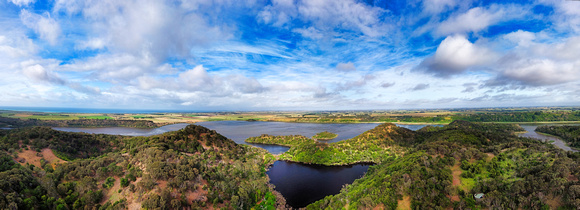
[0,125,284,209]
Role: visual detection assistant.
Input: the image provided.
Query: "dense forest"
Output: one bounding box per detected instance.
[245,134,314,147]
[0,118,579,209]
[536,125,580,149]
[304,121,580,209]
[0,117,158,128]
[0,125,284,209]
[244,121,579,209]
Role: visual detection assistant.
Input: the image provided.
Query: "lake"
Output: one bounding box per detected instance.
[52,121,442,154]
[395,123,444,131]
[196,121,380,154]
[53,123,190,136]
[518,124,578,152]
[267,161,371,208]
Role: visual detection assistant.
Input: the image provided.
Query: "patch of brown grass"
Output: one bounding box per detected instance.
[397,195,411,210]
[15,147,66,169]
[545,195,562,209]
[451,163,462,187]
[100,177,121,205]
[186,180,208,204]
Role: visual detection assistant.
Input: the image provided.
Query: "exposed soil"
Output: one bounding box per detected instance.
[15,147,66,169]
[397,195,411,210]
[186,180,208,204]
[451,163,462,187]
[100,177,121,205]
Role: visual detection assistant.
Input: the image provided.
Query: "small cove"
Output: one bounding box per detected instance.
[267,160,371,208]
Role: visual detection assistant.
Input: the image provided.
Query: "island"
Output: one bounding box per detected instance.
[312,131,338,140]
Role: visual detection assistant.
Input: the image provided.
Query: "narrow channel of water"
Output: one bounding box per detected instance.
[518,124,578,152]
[267,161,371,208]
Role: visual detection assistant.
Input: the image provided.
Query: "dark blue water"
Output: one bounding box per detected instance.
[267,161,371,208]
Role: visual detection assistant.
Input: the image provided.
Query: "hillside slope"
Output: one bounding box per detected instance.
[0,125,284,209]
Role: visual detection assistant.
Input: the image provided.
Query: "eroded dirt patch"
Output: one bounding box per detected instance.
[451,163,462,187]
[15,147,66,168]
[397,195,411,210]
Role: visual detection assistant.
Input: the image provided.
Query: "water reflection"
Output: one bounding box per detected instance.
[267,161,371,208]
[518,124,578,152]
[53,123,190,136]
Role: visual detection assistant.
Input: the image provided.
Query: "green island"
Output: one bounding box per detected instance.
[245,134,314,147]
[312,131,338,140]
[536,125,580,149]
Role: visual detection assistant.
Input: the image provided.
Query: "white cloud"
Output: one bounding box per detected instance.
[435,4,528,36]
[335,62,356,72]
[422,0,457,14]
[22,64,65,85]
[19,9,61,45]
[416,35,497,77]
[53,0,232,61]
[503,30,535,47]
[259,0,389,38]
[9,0,36,6]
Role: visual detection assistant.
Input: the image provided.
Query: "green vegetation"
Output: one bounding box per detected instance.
[245,134,314,146]
[0,125,285,209]
[312,131,338,140]
[279,123,414,165]
[82,116,114,120]
[536,125,580,148]
[0,116,158,128]
[305,121,580,209]
[1,109,580,209]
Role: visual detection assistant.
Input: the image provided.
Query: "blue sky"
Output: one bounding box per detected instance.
[0,0,579,111]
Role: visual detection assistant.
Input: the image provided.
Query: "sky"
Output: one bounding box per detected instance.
[0,0,579,111]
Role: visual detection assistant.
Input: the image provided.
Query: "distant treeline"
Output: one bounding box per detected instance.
[283,111,580,124]
[0,117,158,128]
[536,125,580,148]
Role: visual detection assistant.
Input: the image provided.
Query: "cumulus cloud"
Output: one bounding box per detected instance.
[462,83,477,93]
[503,30,535,47]
[22,64,65,85]
[259,0,389,38]
[381,82,395,88]
[486,57,580,88]
[136,65,266,95]
[19,10,61,45]
[410,83,430,91]
[335,74,375,91]
[53,0,232,61]
[435,4,528,36]
[22,64,101,95]
[335,62,356,72]
[416,35,497,77]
